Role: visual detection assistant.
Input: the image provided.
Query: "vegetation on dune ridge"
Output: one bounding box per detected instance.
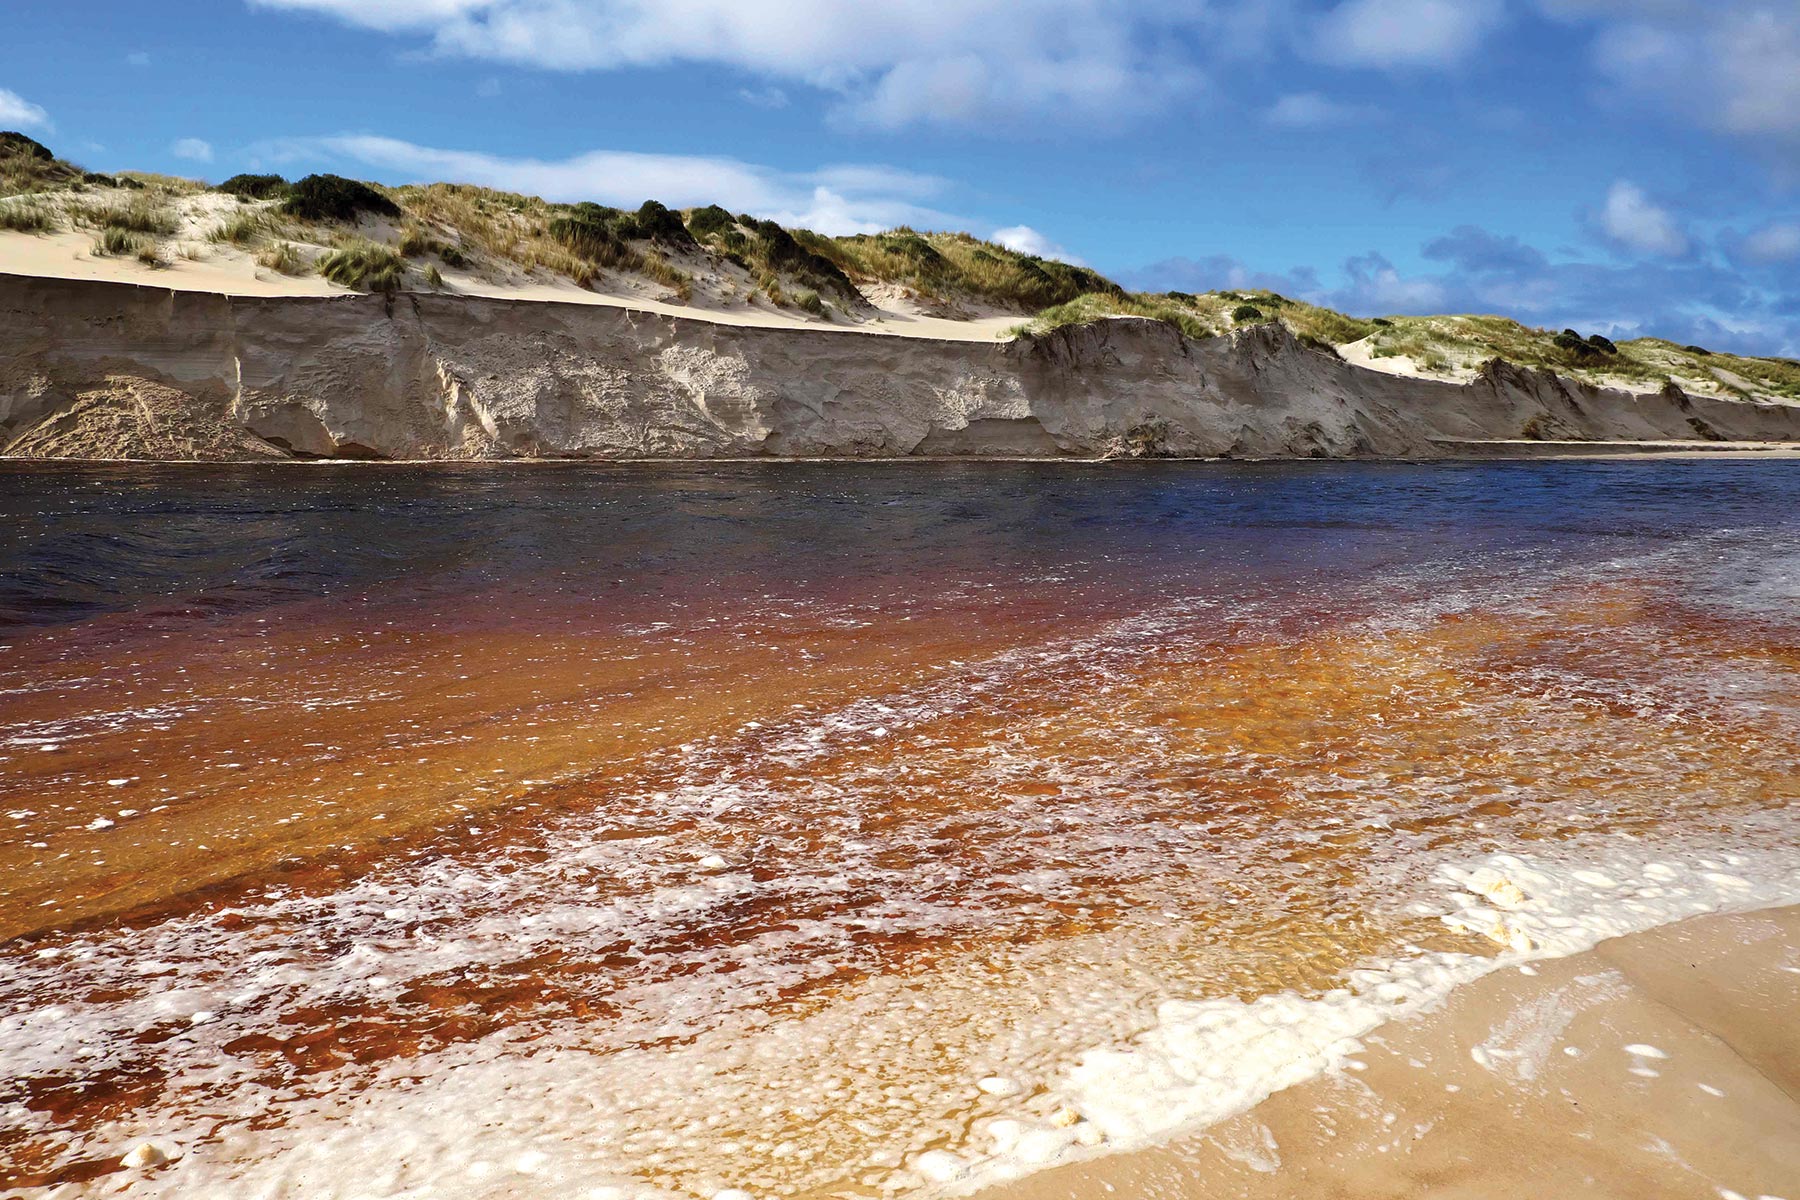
[3,132,1797,400]
[315,239,406,293]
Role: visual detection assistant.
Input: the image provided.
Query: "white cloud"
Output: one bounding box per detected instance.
[991,225,1084,264]
[1547,2,1800,160]
[127,51,152,67]
[247,0,1226,127]
[1739,221,1800,263]
[1598,180,1689,257]
[172,137,215,163]
[1312,0,1504,68]
[265,134,962,234]
[0,87,51,130]
[1264,91,1380,128]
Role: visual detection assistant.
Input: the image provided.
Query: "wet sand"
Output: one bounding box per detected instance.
[981,904,1800,1200]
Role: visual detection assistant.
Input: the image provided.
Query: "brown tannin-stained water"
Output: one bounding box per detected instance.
[0,460,1797,1198]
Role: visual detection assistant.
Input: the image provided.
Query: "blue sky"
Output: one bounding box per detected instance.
[4,1,1799,352]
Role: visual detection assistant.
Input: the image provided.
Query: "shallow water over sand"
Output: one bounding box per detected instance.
[1,461,1797,1197]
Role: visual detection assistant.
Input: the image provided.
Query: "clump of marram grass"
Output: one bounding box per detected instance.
[209,210,280,246]
[0,199,56,233]
[92,226,160,264]
[829,228,1114,310]
[315,239,405,293]
[1025,292,1217,341]
[75,196,179,236]
[256,241,305,274]
[547,202,646,270]
[795,289,827,317]
[641,251,692,302]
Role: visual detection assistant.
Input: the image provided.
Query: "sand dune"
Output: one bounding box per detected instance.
[0,229,1024,342]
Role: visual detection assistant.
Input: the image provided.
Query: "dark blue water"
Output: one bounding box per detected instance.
[1,459,1796,629]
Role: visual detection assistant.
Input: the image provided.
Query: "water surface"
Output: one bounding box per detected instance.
[1,461,1797,1197]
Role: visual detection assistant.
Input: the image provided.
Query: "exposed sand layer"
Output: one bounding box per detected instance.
[5,273,1799,461]
[978,905,1800,1200]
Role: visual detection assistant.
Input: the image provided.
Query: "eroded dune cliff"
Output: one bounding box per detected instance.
[4,273,1797,460]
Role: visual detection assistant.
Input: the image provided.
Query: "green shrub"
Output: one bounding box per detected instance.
[283,174,401,222]
[316,239,405,292]
[685,204,735,239]
[1553,329,1602,357]
[1683,344,1712,357]
[1586,333,1618,355]
[0,130,53,161]
[1371,317,1393,327]
[754,220,858,299]
[1232,304,1264,322]
[216,173,289,200]
[633,199,694,247]
[548,202,641,269]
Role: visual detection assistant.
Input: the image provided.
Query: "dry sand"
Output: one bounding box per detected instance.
[978,905,1800,1200]
[0,229,1025,342]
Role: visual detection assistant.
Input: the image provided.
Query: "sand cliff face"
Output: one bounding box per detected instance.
[3,273,1797,460]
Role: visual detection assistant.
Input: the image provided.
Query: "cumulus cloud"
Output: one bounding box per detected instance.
[246,0,1232,128]
[171,137,215,163]
[0,87,50,130]
[1596,180,1689,257]
[991,225,1084,264]
[257,134,962,234]
[1311,0,1505,68]
[1263,92,1381,128]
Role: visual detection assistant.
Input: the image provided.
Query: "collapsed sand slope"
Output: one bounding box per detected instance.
[4,273,1798,460]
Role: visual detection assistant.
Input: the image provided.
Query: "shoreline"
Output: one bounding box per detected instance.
[973,904,1800,1200]
[4,443,1800,466]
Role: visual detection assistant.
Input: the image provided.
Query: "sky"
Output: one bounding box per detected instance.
[3,1,1799,354]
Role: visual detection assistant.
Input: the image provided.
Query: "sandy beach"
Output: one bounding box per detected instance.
[980,905,1800,1200]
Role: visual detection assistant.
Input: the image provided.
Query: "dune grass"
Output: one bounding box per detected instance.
[91,226,161,264]
[73,196,179,237]
[316,239,405,293]
[827,229,1116,311]
[256,241,305,275]
[0,199,56,233]
[1024,292,1219,341]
